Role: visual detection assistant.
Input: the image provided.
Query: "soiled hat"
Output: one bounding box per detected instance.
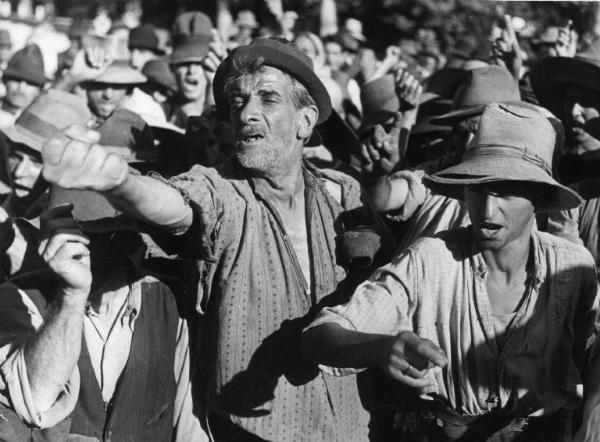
[430,66,520,126]
[4,44,48,86]
[2,89,91,152]
[424,102,581,212]
[213,37,332,124]
[129,24,164,54]
[530,36,600,118]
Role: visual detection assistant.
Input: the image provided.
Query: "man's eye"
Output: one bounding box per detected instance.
[230,98,244,108]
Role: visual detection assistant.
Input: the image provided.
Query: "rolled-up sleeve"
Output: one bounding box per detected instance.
[0,284,79,428]
[305,248,419,375]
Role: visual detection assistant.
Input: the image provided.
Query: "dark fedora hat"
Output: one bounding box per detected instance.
[424,67,468,100]
[128,24,165,54]
[169,11,213,65]
[430,65,520,127]
[530,36,600,118]
[142,58,177,93]
[4,44,49,86]
[424,102,581,212]
[213,37,332,124]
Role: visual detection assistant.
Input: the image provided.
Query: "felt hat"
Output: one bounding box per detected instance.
[530,36,600,118]
[213,37,332,124]
[430,65,520,127]
[87,60,147,85]
[357,75,397,136]
[142,58,177,93]
[423,102,581,212]
[169,11,213,65]
[425,67,469,100]
[2,89,91,152]
[343,18,366,42]
[128,24,164,54]
[236,10,258,29]
[4,44,49,86]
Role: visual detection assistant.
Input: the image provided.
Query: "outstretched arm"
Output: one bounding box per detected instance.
[42,125,193,235]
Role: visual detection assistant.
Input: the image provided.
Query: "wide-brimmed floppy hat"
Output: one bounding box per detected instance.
[4,44,49,86]
[430,65,520,127]
[423,102,582,212]
[2,89,91,152]
[530,37,600,118]
[86,60,147,85]
[213,37,332,124]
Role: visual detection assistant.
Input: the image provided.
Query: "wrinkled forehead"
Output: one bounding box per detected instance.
[228,66,292,95]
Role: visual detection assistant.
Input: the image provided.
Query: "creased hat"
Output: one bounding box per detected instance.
[169,11,213,65]
[530,36,600,118]
[2,89,91,152]
[213,37,332,124]
[425,67,468,100]
[142,58,177,93]
[423,102,581,212]
[4,44,49,86]
[87,60,147,85]
[128,24,164,54]
[430,65,520,126]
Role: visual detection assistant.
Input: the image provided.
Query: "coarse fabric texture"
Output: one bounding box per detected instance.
[150,159,392,441]
[213,38,333,124]
[308,227,598,421]
[424,102,582,212]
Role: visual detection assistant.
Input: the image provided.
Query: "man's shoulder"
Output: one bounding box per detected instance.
[535,230,596,267]
[407,227,473,263]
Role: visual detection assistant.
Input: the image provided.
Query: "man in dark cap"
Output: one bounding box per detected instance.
[41,37,393,441]
[304,102,598,441]
[128,24,165,71]
[0,44,48,128]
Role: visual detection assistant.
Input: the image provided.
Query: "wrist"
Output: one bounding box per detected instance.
[58,285,90,307]
[376,335,396,369]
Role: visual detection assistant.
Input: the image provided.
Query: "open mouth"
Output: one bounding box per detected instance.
[478,221,503,237]
[184,77,199,86]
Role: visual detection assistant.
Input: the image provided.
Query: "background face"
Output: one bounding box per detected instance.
[4,78,42,111]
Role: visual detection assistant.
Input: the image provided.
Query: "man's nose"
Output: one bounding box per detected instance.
[571,102,584,122]
[482,194,499,219]
[102,87,114,99]
[13,155,31,179]
[238,96,259,123]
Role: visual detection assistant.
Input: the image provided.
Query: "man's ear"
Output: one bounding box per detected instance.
[297,104,319,140]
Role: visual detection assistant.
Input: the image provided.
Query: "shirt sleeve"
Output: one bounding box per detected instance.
[305,248,420,375]
[172,319,208,442]
[0,284,79,428]
[547,208,583,246]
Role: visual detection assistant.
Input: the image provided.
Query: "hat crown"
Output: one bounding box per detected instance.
[236,10,257,27]
[468,102,555,172]
[360,75,398,119]
[5,44,46,85]
[173,11,213,38]
[452,66,520,110]
[129,24,160,50]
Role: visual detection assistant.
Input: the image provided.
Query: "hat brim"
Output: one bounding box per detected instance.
[530,56,600,117]
[411,116,452,136]
[430,105,484,127]
[213,41,332,124]
[3,70,49,87]
[3,125,44,151]
[423,153,582,212]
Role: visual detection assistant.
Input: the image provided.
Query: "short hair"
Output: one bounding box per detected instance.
[223,55,318,114]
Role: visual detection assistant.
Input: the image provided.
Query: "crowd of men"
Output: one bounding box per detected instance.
[0,5,600,442]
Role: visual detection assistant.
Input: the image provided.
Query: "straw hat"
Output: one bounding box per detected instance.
[2,89,91,152]
[530,36,600,118]
[430,65,520,126]
[213,37,332,124]
[423,102,581,212]
[87,60,147,85]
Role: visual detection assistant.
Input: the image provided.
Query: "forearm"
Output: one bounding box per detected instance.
[24,294,86,411]
[104,174,193,235]
[302,323,392,369]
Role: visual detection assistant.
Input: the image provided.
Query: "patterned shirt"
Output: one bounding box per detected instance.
[157,160,392,441]
[308,227,598,418]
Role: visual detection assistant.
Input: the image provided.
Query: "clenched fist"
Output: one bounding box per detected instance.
[42,125,129,192]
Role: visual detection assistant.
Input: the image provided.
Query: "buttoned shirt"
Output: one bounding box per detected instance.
[0,271,206,442]
[308,227,598,418]
[157,160,392,441]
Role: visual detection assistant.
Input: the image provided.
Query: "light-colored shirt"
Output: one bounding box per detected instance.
[308,227,598,417]
[0,273,207,442]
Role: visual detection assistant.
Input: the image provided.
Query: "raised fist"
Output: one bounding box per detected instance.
[42,125,129,192]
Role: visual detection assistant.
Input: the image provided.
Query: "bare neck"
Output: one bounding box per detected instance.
[251,161,305,205]
[481,224,533,282]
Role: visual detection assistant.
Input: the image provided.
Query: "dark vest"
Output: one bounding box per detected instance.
[0,270,181,442]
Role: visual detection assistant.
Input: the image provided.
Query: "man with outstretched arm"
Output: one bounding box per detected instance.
[303,103,599,441]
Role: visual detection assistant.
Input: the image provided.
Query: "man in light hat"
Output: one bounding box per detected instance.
[0,44,48,128]
[128,24,166,71]
[80,59,147,127]
[40,37,393,441]
[231,10,258,48]
[304,102,597,441]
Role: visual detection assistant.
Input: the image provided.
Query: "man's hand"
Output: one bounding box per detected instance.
[38,206,91,298]
[491,14,523,80]
[556,20,577,58]
[42,125,129,192]
[69,47,112,82]
[202,29,228,86]
[379,330,448,388]
[360,112,404,176]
